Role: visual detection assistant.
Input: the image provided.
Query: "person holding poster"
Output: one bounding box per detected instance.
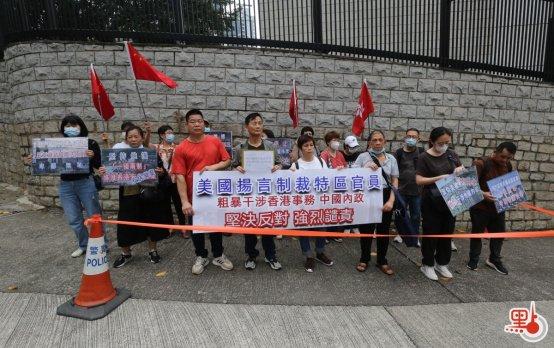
[467,142,517,275]
[99,126,172,268]
[24,114,103,258]
[353,130,398,276]
[290,134,334,273]
[232,113,283,271]
[416,127,464,281]
[171,109,233,275]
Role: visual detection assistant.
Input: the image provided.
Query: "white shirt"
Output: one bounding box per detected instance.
[293,157,328,171]
[112,142,143,149]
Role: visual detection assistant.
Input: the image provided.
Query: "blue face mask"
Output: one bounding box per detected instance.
[369,148,385,156]
[204,127,211,132]
[64,127,80,137]
[405,138,417,147]
[165,134,175,143]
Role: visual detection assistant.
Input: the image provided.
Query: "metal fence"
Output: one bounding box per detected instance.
[1,0,553,82]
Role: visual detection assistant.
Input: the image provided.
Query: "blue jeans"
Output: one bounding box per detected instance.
[401,194,421,244]
[299,235,326,258]
[59,176,103,250]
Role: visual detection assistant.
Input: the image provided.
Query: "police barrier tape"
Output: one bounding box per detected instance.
[85,218,554,239]
[520,203,554,218]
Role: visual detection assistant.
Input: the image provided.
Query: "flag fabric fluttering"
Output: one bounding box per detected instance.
[90,64,115,121]
[351,80,375,136]
[288,80,299,128]
[125,41,177,89]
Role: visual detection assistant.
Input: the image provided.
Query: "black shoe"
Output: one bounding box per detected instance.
[114,254,132,268]
[486,259,508,275]
[149,250,161,264]
[315,253,334,266]
[466,259,478,271]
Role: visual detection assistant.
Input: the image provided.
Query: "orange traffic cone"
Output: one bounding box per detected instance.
[57,214,131,320]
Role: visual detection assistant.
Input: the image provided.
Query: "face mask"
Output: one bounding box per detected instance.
[64,127,80,137]
[204,127,211,132]
[405,138,417,147]
[261,134,268,140]
[121,132,127,140]
[330,141,340,151]
[435,144,448,154]
[369,148,385,156]
[165,134,175,143]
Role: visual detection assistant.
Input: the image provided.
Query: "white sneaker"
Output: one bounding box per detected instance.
[420,265,438,281]
[434,264,453,278]
[353,228,360,234]
[451,241,458,251]
[71,248,85,258]
[276,235,283,240]
[393,235,403,243]
[213,254,234,271]
[192,256,209,275]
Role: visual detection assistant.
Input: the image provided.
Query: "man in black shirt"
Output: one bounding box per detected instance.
[393,128,424,247]
[341,135,362,167]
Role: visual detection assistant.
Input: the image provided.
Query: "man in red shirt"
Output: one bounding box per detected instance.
[172,109,233,275]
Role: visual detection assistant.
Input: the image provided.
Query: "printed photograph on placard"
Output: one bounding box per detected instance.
[101,148,158,186]
[31,137,89,175]
[487,171,528,213]
[266,137,293,167]
[206,131,233,159]
[436,166,484,217]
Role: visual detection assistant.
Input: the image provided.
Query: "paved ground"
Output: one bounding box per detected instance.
[1,184,553,346]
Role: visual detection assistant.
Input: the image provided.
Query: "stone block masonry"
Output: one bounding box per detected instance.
[0,41,553,231]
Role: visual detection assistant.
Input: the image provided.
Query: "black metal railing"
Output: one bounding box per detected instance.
[1,0,553,82]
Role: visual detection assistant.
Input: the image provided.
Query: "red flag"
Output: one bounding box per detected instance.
[352,80,375,136]
[288,80,299,128]
[125,42,177,89]
[90,64,115,121]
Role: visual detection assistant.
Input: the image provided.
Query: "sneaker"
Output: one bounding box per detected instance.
[276,235,283,240]
[264,257,282,270]
[416,240,421,248]
[113,254,132,268]
[485,259,508,275]
[434,264,453,278]
[420,265,438,281]
[192,256,209,275]
[244,257,256,270]
[325,238,331,244]
[451,241,458,252]
[466,259,478,271]
[71,248,85,258]
[213,254,234,271]
[149,250,161,264]
[393,235,403,243]
[316,253,334,266]
[305,257,315,273]
[332,238,343,243]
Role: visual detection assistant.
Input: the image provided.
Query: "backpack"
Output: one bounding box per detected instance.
[294,157,324,169]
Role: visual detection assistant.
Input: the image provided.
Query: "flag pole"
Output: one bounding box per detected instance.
[364,79,372,138]
[125,41,148,122]
[134,80,148,121]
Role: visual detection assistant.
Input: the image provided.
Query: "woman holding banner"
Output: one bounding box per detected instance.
[290,134,334,273]
[353,130,398,276]
[99,126,172,268]
[416,127,464,281]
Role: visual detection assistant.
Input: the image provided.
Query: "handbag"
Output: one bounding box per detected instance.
[370,154,418,245]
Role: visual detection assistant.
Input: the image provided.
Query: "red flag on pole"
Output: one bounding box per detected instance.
[125,41,177,89]
[352,80,375,136]
[288,80,299,128]
[90,64,115,121]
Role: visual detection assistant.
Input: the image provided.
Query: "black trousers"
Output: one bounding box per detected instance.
[190,217,223,258]
[421,196,456,266]
[245,235,276,260]
[359,189,392,266]
[170,183,187,225]
[469,208,505,263]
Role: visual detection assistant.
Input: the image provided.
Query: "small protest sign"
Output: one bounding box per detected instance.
[487,171,528,213]
[101,148,157,186]
[436,166,484,216]
[32,137,89,175]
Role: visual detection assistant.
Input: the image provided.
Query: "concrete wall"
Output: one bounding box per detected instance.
[0,41,552,230]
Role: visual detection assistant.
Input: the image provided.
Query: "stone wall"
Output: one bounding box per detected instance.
[0,41,553,230]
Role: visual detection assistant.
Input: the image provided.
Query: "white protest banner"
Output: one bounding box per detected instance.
[192,168,383,231]
[242,150,274,173]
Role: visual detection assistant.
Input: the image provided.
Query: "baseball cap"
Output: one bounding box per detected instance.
[344,135,360,148]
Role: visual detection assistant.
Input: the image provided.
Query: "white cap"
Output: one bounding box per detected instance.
[344,135,360,148]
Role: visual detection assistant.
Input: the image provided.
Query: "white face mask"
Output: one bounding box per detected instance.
[435,144,448,154]
[330,141,340,151]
